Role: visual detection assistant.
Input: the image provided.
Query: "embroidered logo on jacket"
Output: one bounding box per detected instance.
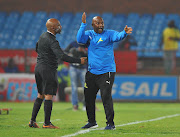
[97,38,103,43]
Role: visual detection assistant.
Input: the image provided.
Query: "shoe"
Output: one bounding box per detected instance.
[29,120,40,128]
[81,122,98,129]
[82,106,86,111]
[104,124,116,130]
[73,105,78,111]
[43,122,59,129]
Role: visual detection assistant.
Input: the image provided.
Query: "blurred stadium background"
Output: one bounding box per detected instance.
[0,0,180,102]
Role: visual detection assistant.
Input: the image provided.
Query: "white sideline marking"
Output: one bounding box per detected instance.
[61,114,180,137]
[38,119,61,123]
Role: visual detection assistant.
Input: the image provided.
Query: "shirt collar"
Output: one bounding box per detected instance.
[93,30,105,35]
[47,30,56,37]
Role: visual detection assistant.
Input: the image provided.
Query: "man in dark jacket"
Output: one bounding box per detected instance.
[29,18,87,129]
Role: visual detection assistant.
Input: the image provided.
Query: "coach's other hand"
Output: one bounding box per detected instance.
[124,25,133,34]
[82,12,86,23]
[80,57,87,64]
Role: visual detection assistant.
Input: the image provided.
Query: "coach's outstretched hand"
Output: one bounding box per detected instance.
[82,12,86,23]
[124,25,133,34]
[80,57,87,64]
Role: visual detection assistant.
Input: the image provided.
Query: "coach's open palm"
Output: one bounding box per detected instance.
[124,25,133,34]
[80,57,87,64]
[82,12,86,23]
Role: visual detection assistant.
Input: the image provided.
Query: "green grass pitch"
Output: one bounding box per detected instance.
[0,102,180,137]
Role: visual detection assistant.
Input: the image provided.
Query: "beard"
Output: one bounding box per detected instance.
[55,28,61,34]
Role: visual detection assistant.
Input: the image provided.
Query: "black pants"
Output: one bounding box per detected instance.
[58,82,67,101]
[84,71,115,125]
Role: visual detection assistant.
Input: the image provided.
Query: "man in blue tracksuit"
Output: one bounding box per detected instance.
[77,12,133,130]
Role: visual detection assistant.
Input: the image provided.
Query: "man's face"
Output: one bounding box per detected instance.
[54,21,62,34]
[92,17,104,34]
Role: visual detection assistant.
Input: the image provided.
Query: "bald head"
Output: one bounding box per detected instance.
[46,18,59,29]
[92,16,104,34]
[46,18,62,35]
[92,16,103,23]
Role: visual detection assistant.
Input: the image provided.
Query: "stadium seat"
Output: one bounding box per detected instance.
[0,40,8,49]
[48,11,61,19]
[35,11,47,19]
[0,11,178,58]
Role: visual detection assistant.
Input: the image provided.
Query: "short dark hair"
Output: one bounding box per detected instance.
[168,20,176,28]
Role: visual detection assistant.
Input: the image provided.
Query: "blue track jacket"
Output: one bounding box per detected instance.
[77,23,128,75]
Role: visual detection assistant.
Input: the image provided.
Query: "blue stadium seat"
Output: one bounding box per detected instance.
[137,51,144,57]
[0,11,177,58]
[142,13,152,18]
[0,30,13,40]
[0,40,8,49]
[9,40,23,49]
[23,11,34,16]
[35,11,47,19]
[63,12,73,16]
[48,12,61,19]
[60,13,72,26]
[115,13,126,19]
[154,13,166,19]
[168,14,179,21]
[102,12,113,23]
[9,11,20,19]
[127,13,139,23]
[23,40,36,49]
[88,13,100,18]
[86,13,100,24]
[75,12,83,18]
[13,34,24,41]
